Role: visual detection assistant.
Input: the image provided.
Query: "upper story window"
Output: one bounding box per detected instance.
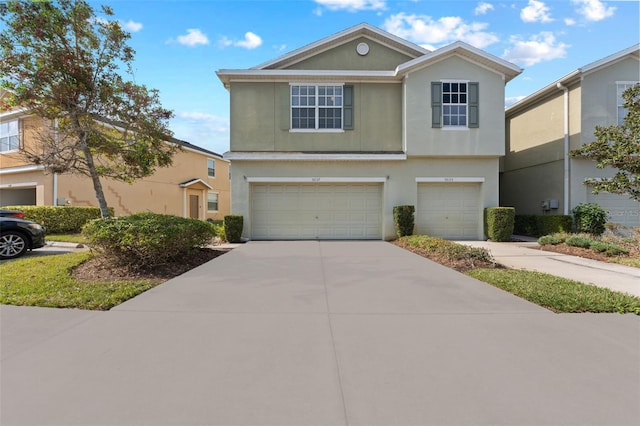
[207,158,215,177]
[442,82,467,127]
[617,82,638,125]
[291,84,344,130]
[0,119,19,153]
[431,81,479,129]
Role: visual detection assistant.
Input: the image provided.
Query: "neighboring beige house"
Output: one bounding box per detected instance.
[502,44,640,228]
[0,108,230,220]
[217,23,521,240]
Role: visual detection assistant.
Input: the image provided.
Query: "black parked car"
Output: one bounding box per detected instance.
[0,209,26,219]
[0,214,46,259]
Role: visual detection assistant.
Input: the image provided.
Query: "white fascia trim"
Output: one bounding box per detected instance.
[247,177,386,183]
[224,152,407,161]
[0,108,29,120]
[179,178,214,189]
[0,181,38,189]
[416,177,485,183]
[216,70,399,86]
[0,165,45,175]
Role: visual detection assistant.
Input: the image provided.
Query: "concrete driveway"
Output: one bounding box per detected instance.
[2,241,639,425]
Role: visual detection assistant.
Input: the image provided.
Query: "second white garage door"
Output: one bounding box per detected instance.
[251,183,383,240]
[586,191,640,228]
[416,183,481,240]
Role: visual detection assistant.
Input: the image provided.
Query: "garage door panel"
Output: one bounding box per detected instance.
[586,192,640,228]
[417,183,481,240]
[251,183,382,240]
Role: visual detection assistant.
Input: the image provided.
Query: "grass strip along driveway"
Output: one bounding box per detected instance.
[0,252,160,310]
[395,236,640,315]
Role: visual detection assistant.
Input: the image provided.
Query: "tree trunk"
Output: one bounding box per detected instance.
[82,144,111,218]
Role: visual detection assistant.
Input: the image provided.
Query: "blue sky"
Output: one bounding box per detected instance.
[100,0,639,155]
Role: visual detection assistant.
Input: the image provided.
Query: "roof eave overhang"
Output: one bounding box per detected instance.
[224,152,407,161]
[216,70,400,88]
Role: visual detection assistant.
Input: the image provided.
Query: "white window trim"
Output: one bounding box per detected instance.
[207,158,216,178]
[207,191,219,212]
[440,79,470,129]
[616,81,638,125]
[290,83,345,132]
[0,118,20,153]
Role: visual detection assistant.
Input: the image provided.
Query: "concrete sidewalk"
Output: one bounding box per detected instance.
[2,241,639,425]
[458,239,640,297]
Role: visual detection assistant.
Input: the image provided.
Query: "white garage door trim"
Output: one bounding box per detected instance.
[416,181,482,240]
[250,181,383,240]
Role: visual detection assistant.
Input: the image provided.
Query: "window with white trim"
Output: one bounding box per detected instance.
[207,192,219,211]
[431,81,479,129]
[617,82,638,125]
[442,82,467,127]
[291,84,343,130]
[0,119,19,152]
[207,158,215,177]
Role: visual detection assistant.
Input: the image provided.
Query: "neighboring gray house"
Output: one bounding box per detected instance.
[502,44,640,228]
[217,23,521,240]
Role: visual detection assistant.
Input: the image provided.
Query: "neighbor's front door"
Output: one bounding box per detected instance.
[189,195,199,219]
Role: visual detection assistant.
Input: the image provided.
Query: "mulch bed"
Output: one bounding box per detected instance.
[535,244,614,262]
[392,240,499,273]
[72,248,229,282]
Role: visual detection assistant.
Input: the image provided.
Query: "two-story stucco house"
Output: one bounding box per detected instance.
[501,44,639,228]
[0,103,230,220]
[217,23,521,240]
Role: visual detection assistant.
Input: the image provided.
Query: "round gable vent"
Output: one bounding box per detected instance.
[356,42,370,56]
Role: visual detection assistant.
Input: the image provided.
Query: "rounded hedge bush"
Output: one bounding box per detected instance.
[573,203,608,236]
[83,213,216,269]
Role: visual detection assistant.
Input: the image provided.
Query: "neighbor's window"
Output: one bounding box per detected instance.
[0,119,19,152]
[291,84,343,130]
[442,82,467,127]
[617,82,638,125]
[207,192,219,211]
[207,159,215,177]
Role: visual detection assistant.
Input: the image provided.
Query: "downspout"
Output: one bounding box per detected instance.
[557,82,570,215]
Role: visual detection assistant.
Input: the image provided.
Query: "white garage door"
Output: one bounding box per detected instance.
[251,183,383,240]
[417,183,481,240]
[586,191,640,228]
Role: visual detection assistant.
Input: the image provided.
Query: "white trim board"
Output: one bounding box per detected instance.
[416,177,485,183]
[246,177,387,183]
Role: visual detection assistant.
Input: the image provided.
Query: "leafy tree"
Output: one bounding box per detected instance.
[0,0,176,217]
[571,83,640,201]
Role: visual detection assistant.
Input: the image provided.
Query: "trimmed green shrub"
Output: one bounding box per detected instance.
[573,203,608,236]
[565,235,595,249]
[484,207,515,242]
[1,205,112,234]
[83,213,216,269]
[538,234,564,245]
[398,235,494,266]
[224,215,243,243]
[393,205,415,238]
[514,214,573,237]
[589,241,629,256]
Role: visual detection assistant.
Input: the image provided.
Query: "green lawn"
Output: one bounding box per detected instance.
[47,233,89,244]
[0,252,160,310]
[468,268,640,314]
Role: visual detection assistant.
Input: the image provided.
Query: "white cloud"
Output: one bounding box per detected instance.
[172,112,230,154]
[474,2,494,15]
[176,29,209,47]
[564,17,576,26]
[382,12,499,50]
[314,0,386,12]
[505,96,526,107]
[236,32,263,49]
[521,0,553,23]
[502,32,569,66]
[571,0,616,22]
[120,19,143,32]
[219,32,263,50]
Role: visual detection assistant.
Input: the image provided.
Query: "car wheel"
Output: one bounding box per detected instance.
[0,231,28,259]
